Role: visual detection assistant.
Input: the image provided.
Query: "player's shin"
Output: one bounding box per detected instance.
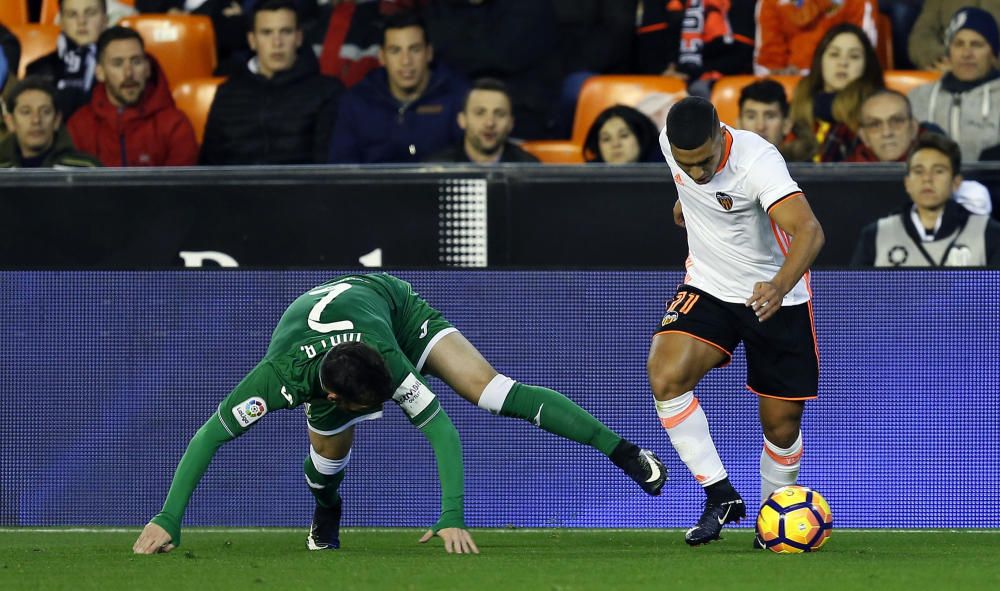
[655,391,727,486]
[477,374,620,455]
[303,447,349,508]
[760,431,802,505]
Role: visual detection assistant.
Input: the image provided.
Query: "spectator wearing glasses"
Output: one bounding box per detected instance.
[849,89,993,215]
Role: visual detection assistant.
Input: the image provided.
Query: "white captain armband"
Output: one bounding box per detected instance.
[392,373,436,418]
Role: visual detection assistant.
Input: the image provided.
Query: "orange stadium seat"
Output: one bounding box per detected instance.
[884,70,942,95]
[522,76,686,165]
[0,1,28,27]
[710,75,801,126]
[571,75,687,143]
[39,0,59,24]
[172,76,225,145]
[8,24,60,78]
[119,14,217,89]
[519,140,584,164]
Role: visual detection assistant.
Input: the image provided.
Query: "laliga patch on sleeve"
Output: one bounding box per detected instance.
[392,373,435,418]
[232,397,268,427]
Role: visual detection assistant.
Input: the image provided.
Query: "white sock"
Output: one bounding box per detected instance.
[759,431,802,505]
[655,391,726,486]
[477,373,515,415]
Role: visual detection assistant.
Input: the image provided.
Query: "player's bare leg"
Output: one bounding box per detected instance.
[425,332,667,495]
[754,397,805,548]
[758,397,805,499]
[305,427,354,550]
[648,333,744,544]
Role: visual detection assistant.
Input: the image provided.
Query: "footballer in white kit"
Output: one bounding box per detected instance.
[646,97,826,548]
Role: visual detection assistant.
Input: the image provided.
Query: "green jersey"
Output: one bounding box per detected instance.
[151,274,465,545]
[217,273,456,436]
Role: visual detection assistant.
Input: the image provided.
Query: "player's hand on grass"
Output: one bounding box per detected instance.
[419,527,479,554]
[133,522,175,554]
[673,200,685,228]
[746,280,786,322]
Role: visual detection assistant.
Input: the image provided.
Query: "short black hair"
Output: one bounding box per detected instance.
[907,132,961,176]
[5,76,58,114]
[381,11,428,46]
[462,77,510,111]
[666,96,720,149]
[249,0,300,32]
[96,26,144,61]
[60,0,108,12]
[739,79,789,118]
[318,342,393,408]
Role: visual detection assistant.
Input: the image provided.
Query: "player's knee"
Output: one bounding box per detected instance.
[648,367,697,401]
[477,373,515,414]
[763,424,800,449]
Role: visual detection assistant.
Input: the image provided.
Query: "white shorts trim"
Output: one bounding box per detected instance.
[307,411,383,436]
[416,327,458,372]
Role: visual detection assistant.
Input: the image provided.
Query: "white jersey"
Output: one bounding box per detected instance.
[659,124,810,305]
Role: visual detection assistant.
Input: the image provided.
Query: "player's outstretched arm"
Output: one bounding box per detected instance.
[132,413,237,553]
[410,397,479,554]
[419,527,479,554]
[747,195,824,322]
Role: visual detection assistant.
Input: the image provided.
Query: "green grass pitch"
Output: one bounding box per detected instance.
[2,528,998,591]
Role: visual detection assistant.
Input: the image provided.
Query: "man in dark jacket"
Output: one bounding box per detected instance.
[67,26,198,167]
[426,78,538,164]
[201,0,343,165]
[328,11,467,164]
[26,0,109,119]
[0,77,101,168]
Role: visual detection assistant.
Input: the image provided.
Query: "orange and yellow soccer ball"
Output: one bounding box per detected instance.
[756,485,833,554]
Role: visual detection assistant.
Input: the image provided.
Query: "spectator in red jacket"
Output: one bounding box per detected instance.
[67,26,198,167]
[755,0,878,76]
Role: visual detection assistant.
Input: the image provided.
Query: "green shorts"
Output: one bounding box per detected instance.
[362,273,458,373]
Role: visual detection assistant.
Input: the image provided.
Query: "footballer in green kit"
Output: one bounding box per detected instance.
[133,274,666,555]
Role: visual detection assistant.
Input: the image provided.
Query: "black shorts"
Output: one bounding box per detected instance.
[653,285,819,400]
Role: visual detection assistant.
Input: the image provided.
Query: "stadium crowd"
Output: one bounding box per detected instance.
[0,0,998,264]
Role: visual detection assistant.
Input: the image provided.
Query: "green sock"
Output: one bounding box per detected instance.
[499,382,622,455]
[303,455,345,508]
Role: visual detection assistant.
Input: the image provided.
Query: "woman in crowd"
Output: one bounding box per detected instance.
[583,105,663,164]
[784,23,884,162]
